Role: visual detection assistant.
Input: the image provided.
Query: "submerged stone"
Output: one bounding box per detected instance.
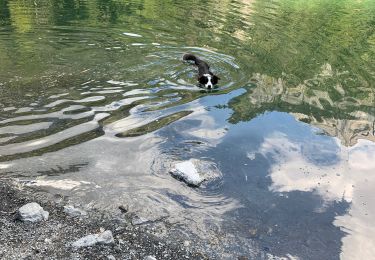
[170,160,205,187]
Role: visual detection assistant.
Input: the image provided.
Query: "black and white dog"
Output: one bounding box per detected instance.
[183,53,220,89]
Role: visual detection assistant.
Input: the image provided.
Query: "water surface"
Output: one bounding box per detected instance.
[1,0,374,259]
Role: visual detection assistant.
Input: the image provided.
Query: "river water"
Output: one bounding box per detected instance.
[0,0,374,259]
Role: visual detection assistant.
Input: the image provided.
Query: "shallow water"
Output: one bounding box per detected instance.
[1,0,375,259]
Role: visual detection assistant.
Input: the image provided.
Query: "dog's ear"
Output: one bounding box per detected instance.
[212,75,220,85]
[198,75,208,85]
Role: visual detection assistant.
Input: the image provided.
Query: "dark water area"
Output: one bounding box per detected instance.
[0,0,374,259]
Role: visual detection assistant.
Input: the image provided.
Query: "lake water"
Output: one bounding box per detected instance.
[1,0,374,259]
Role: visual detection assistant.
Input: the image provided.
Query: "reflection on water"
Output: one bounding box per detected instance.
[263,132,375,259]
[0,0,374,258]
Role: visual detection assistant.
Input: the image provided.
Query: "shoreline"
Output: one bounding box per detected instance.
[0,179,206,259]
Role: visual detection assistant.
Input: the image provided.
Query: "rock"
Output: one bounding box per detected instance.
[170,159,221,187]
[118,205,128,213]
[131,216,149,225]
[107,255,116,260]
[170,160,204,186]
[97,230,114,244]
[71,230,114,248]
[72,234,98,248]
[63,205,87,217]
[16,202,49,222]
[144,256,157,260]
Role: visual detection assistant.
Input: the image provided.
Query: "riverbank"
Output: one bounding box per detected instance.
[0,179,205,260]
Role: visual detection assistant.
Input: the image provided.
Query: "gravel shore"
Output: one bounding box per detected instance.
[0,179,206,260]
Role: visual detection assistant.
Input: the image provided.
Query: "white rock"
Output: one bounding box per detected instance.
[72,234,98,248]
[71,230,114,248]
[170,160,204,186]
[132,216,149,225]
[17,202,49,222]
[144,256,157,260]
[63,205,87,217]
[97,230,114,244]
[107,255,116,260]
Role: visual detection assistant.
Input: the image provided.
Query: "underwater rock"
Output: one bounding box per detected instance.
[170,159,220,187]
[170,160,204,187]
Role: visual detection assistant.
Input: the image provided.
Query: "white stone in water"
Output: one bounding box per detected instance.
[71,230,114,248]
[170,160,205,186]
[63,205,87,217]
[17,202,49,222]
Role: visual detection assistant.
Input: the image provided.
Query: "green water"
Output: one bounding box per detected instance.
[1,0,375,259]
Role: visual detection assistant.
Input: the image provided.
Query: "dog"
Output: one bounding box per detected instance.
[183,53,220,89]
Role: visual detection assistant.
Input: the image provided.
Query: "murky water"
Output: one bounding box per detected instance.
[1,0,375,259]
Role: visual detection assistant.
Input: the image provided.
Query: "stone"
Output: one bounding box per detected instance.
[131,216,149,225]
[72,234,98,248]
[71,230,114,248]
[17,202,49,222]
[63,205,87,217]
[107,255,116,260]
[170,160,204,187]
[144,256,157,260]
[97,230,114,244]
[170,159,221,187]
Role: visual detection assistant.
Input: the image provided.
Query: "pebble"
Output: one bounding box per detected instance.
[71,230,114,248]
[144,256,157,260]
[63,205,87,217]
[16,202,49,222]
[97,230,115,244]
[72,234,98,248]
[132,216,149,225]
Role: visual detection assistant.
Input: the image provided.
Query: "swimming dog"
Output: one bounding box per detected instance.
[183,53,220,89]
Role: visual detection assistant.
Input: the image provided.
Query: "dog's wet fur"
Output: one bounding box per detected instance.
[183,53,220,89]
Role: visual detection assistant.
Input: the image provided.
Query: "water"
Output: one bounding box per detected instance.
[0,0,374,259]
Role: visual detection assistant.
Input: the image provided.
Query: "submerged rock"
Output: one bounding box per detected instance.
[71,230,114,248]
[170,160,203,186]
[63,205,87,217]
[170,159,220,187]
[16,202,49,222]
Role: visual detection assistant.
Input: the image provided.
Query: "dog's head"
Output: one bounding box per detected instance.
[199,74,220,89]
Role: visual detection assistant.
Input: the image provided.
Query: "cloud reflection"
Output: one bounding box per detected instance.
[261,133,375,260]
